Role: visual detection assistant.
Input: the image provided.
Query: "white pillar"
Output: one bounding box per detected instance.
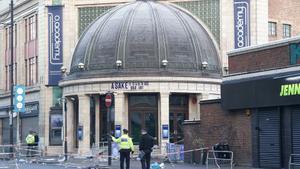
[95,95,100,146]
[196,94,202,120]
[160,92,169,153]
[78,94,90,154]
[114,92,126,130]
[66,97,75,153]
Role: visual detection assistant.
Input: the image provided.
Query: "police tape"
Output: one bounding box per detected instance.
[0,144,210,161]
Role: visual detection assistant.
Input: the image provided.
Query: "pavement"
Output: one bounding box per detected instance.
[0,158,257,169]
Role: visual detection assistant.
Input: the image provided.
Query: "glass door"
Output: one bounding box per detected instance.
[169,112,186,143]
[169,94,188,144]
[129,94,158,144]
[130,112,157,144]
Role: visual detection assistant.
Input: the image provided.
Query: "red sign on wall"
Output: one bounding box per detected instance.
[105,94,112,107]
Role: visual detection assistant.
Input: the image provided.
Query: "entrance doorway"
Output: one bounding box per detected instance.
[169,95,188,144]
[129,94,158,144]
[257,108,281,168]
[169,112,186,143]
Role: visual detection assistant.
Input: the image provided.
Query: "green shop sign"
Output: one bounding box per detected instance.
[280,83,300,96]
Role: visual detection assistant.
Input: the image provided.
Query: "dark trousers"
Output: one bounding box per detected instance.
[120,150,131,169]
[141,152,151,169]
[27,145,34,157]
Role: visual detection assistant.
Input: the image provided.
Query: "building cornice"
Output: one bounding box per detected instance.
[227,36,300,57]
[0,86,40,99]
[59,76,222,87]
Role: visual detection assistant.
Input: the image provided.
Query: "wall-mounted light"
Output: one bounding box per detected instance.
[60,66,67,74]
[162,59,168,67]
[201,61,208,70]
[78,62,84,70]
[224,66,229,74]
[116,60,122,68]
[245,109,251,117]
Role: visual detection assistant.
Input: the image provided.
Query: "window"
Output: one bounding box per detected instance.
[49,114,63,145]
[25,15,37,42]
[25,57,38,86]
[29,16,36,41]
[283,24,291,38]
[5,64,17,91]
[268,22,277,36]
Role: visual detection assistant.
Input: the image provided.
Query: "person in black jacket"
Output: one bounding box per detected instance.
[139,129,155,169]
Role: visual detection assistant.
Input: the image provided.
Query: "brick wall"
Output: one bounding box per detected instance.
[185,100,252,166]
[229,46,290,74]
[268,0,300,41]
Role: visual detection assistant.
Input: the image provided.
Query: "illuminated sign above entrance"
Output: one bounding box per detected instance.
[111,81,149,90]
[280,83,300,96]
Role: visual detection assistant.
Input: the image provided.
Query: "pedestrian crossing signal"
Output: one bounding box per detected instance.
[14,85,25,112]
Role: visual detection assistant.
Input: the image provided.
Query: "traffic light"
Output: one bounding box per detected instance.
[14,85,25,112]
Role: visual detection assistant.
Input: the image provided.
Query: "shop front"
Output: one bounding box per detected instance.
[222,66,300,168]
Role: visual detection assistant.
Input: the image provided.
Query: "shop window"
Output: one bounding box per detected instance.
[268,22,277,36]
[283,24,291,38]
[49,113,63,145]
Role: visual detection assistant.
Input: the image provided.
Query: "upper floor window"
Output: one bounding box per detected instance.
[268,22,277,36]
[283,24,291,38]
[25,15,37,42]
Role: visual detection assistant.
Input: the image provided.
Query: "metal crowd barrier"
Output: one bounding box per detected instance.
[289,154,300,169]
[206,150,233,169]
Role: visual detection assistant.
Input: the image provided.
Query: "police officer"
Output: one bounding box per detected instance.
[139,129,155,169]
[26,130,35,157]
[111,129,134,169]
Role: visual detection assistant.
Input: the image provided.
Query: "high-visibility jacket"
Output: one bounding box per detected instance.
[112,134,134,151]
[26,134,35,144]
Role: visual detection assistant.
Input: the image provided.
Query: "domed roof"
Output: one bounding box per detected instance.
[69,1,221,78]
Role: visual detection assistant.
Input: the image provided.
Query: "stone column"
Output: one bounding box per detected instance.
[95,95,100,146]
[160,92,170,153]
[66,97,75,153]
[114,92,126,130]
[78,94,90,154]
[196,94,202,120]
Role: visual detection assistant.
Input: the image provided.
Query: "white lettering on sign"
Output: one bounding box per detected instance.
[53,15,61,61]
[48,12,62,65]
[236,6,246,48]
[111,81,149,90]
[234,1,250,49]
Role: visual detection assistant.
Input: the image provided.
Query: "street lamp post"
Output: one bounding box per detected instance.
[9,0,14,151]
[60,66,67,160]
[62,97,67,160]
[105,93,112,166]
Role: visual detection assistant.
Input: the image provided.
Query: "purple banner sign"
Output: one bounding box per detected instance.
[234,0,250,49]
[48,6,63,85]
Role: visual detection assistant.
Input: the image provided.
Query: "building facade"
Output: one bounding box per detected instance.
[0,0,294,155]
[268,0,300,41]
[196,37,300,167]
